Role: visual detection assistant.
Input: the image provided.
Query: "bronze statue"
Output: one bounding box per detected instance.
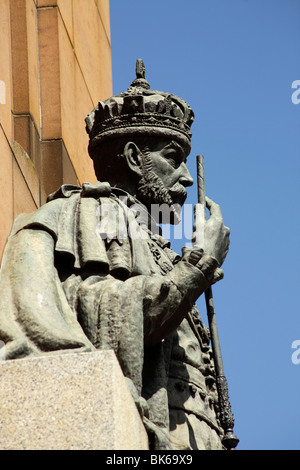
[0,60,233,450]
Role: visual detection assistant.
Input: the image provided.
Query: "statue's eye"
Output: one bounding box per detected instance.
[167,157,178,169]
[164,150,180,169]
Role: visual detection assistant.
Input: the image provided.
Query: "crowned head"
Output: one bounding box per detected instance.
[86,59,194,159]
[85,60,195,223]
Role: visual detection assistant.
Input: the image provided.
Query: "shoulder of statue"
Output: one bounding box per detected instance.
[10,182,112,239]
[46,182,111,202]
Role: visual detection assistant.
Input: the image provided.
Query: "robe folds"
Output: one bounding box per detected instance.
[0,182,222,449]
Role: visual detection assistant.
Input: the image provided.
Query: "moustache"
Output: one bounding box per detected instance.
[168,183,187,205]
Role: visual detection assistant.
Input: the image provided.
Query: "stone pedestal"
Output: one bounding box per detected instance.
[0,350,149,450]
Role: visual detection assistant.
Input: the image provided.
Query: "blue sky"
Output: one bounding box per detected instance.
[110,0,300,450]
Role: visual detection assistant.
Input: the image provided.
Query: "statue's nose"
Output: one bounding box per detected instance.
[179,163,194,187]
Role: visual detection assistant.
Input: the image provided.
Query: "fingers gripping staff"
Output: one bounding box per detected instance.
[193,154,239,450]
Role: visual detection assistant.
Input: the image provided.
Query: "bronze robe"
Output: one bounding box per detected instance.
[0,182,222,449]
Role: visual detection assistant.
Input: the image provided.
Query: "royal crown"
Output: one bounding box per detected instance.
[85,59,194,157]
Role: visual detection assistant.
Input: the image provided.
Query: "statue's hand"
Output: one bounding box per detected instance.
[204,197,230,267]
[189,198,230,270]
[181,247,224,285]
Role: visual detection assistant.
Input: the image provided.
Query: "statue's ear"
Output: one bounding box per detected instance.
[123,142,143,177]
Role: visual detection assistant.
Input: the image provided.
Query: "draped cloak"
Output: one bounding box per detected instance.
[0,182,223,449]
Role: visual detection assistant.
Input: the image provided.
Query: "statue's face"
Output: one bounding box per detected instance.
[136,138,194,224]
[148,139,194,206]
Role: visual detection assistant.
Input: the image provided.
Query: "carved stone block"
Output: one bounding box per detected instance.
[0,350,149,450]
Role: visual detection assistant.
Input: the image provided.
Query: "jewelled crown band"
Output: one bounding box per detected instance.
[85,59,195,157]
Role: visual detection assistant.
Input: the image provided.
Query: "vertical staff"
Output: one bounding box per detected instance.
[196,154,239,450]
